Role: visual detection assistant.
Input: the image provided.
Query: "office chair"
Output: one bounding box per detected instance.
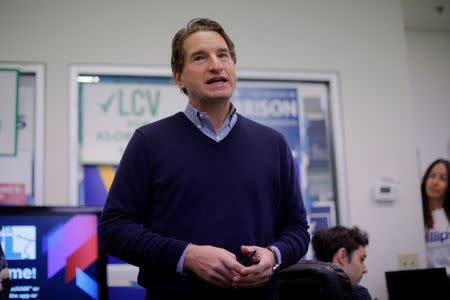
[277,260,353,300]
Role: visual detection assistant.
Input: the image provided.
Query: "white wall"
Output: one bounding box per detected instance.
[405,30,450,176]
[0,0,428,299]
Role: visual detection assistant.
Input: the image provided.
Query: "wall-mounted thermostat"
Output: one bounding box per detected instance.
[373,178,398,202]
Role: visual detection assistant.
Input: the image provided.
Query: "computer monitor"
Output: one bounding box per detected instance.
[0,206,107,300]
[385,268,450,300]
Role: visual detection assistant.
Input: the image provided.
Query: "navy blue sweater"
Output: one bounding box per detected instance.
[98,112,310,296]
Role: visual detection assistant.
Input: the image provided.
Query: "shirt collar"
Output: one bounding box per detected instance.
[184,101,237,129]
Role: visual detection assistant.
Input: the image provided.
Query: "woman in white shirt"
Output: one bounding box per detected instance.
[422,159,450,274]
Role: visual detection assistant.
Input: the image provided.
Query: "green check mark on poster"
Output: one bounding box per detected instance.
[100,95,114,113]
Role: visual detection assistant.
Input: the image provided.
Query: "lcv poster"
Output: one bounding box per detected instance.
[80,78,309,210]
[80,80,185,165]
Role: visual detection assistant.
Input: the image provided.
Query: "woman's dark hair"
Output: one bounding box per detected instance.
[421,158,450,230]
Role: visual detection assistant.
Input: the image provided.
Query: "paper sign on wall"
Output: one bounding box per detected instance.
[0,69,19,156]
[80,82,186,165]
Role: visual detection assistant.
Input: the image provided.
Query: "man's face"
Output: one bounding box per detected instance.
[342,245,367,284]
[173,30,237,108]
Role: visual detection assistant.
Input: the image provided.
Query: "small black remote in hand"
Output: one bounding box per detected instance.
[239,250,260,266]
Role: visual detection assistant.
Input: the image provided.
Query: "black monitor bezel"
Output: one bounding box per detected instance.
[385,267,450,298]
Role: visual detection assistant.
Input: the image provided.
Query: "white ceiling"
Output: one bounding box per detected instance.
[403,0,450,31]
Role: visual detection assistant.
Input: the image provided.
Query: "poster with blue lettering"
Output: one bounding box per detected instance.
[308,119,329,168]
[232,85,301,159]
[231,81,309,212]
[304,200,336,259]
[80,77,310,215]
[80,76,184,165]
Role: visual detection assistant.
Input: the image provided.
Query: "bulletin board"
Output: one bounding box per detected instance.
[0,63,45,205]
[0,69,19,156]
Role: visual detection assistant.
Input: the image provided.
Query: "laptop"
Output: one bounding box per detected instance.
[385,268,450,300]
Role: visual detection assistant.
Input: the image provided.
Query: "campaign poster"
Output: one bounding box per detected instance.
[231,81,310,211]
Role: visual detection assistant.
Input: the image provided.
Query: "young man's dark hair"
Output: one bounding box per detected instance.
[312,225,368,262]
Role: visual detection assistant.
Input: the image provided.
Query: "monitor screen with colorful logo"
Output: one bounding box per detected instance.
[0,206,107,300]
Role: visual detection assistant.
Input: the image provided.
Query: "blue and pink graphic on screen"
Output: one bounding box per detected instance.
[43,215,99,299]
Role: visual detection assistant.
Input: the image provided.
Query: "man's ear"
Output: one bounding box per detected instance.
[173,71,185,90]
[333,247,348,266]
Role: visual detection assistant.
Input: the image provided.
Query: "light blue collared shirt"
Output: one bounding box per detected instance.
[183,102,238,142]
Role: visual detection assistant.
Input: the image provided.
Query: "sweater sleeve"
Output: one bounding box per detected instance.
[98,129,189,272]
[269,135,310,268]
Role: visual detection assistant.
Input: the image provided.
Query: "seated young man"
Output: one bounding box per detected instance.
[311,225,372,300]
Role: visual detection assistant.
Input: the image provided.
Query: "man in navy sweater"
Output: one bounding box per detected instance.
[98,18,310,300]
